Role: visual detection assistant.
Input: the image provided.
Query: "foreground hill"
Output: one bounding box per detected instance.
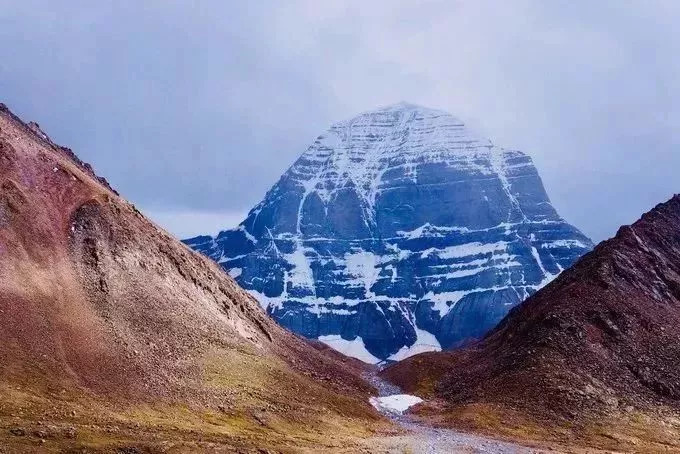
[185,102,591,362]
[383,195,680,451]
[0,103,385,452]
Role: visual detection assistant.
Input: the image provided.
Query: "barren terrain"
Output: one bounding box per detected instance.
[0,103,391,452]
[383,196,680,452]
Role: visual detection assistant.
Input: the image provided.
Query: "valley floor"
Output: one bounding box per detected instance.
[0,372,619,453]
[358,370,604,454]
[358,370,549,453]
[363,422,549,453]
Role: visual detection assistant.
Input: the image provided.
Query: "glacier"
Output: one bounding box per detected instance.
[184,102,592,362]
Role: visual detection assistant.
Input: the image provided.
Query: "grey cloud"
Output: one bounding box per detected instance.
[0,0,678,241]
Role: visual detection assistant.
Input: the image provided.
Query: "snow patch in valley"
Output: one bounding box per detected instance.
[318,335,381,364]
[370,394,424,415]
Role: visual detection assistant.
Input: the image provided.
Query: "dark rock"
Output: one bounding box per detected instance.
[9,427,25,436]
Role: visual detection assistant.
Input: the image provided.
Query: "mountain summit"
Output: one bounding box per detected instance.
[186,103,592,361]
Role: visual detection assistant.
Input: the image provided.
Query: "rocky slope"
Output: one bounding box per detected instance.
[382,195,680,451]
[0,103,386,452]
[185,103,592,362]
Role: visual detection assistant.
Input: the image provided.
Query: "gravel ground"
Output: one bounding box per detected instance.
[363,370,551,453]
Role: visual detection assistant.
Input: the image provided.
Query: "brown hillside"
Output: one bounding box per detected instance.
[0,103,386,453]
[383,195,680,452]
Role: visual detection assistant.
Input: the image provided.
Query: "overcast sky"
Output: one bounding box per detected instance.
[1,1,678,242]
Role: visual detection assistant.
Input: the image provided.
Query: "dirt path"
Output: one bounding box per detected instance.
[362,370,551,453]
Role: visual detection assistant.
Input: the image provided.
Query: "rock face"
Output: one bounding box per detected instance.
[185,103,592,361]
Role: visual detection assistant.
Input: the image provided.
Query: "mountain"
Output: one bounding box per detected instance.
[0,104,384,452]
[382,195,680,451]
[185,102,592,362]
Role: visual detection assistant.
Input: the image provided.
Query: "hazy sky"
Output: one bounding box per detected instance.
[1,1,678,242]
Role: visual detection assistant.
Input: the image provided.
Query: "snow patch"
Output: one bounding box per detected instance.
[541,239,587,249]
[238,225,257,244]
[370,394,423,415]
[423,290,469,316]
[388,327,441,361]
[318,335,380,364]
[420,241,507,259]
[397,223,471,239]
[345,251,380,297]
[246,289,281,310]
[488,149,528,223]
[283,244,315,289]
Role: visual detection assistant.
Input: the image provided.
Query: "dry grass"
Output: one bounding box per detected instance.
[0,370,384,453]
[404,400,680,453]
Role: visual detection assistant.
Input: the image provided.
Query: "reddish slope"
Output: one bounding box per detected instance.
[0,104,385,452]
[383,195,680,451]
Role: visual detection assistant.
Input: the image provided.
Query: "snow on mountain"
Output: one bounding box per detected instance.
[185,102,593,362]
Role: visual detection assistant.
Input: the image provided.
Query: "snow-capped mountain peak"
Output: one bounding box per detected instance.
[185,104,592,363]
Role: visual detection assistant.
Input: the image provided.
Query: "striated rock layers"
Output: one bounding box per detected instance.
[186,103,592,362]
